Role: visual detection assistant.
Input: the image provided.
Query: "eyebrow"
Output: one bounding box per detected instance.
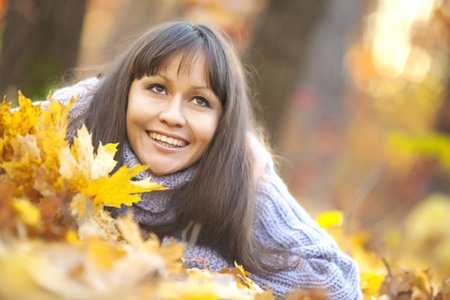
[152,74,169,81]
[152,74,214,93]
[192,86,212,91]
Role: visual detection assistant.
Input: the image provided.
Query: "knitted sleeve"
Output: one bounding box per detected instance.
[248,145,362,299]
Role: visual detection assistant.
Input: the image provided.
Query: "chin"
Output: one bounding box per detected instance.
[148,165,178,176]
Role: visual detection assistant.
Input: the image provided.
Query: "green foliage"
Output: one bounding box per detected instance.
[25,55,61,101]
[388,130,450,172]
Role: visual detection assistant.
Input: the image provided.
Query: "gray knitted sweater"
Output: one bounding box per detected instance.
[52,78,362,299]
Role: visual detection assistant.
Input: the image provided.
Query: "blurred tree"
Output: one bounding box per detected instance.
[436,80,450,134]
[429,78,450,194]
[75,0,179,78]
[0,0,86,101]
[243,0,327,145]
[278,0,366,211]
[243,0,366,213]
[107,0,179,46]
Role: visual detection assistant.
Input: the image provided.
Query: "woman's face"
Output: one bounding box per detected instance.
[126,51,222,175]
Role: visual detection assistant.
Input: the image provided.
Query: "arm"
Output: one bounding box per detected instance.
[163,149,361,299]
[249,146,362,299]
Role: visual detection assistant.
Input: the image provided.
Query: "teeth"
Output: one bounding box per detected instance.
[148,132,186,147]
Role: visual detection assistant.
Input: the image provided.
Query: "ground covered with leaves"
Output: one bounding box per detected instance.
[0,93,449,299]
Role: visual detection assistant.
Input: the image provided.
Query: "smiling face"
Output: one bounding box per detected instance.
[126,51,222,175]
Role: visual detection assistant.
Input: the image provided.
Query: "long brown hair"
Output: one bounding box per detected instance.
[81,21,295,275]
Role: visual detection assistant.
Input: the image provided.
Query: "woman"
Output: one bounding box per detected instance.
[53,21,362,299]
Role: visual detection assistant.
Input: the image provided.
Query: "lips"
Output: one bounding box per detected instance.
[147,131,187,148]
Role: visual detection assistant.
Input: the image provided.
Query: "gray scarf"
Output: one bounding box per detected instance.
[109,142,197,226]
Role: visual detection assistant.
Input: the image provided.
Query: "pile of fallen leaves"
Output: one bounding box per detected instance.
[0,93,270,300]
[317,211,450,300]
[0,92,449,300]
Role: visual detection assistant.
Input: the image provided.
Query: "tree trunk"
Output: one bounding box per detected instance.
[436,80,450,134]
[429,77,450,194]
[242,0,327,144]
[0,0,86,102]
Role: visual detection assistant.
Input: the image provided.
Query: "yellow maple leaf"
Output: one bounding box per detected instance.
[360,270,385,299]
[116,211,147,251]
[58,146,89,192]
[0,92,76,200]
[0,133,42,199]
[0,100,12,138]
[34,95,74,189]
[67,125,118,181]
[81,164,166,213]
[70,193,89,222]
[64,125,165,211]
[65,229,82,246]
[70,125,98,179]
[92,208,122,241]
[84,236,118,270]
[4,92,40,138]
[92,142,118,179]
[316,211,343,229]
[42,91,74,127]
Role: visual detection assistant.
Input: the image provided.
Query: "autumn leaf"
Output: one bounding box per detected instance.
[218,261,264,293]
[81,164,165,213]
[0,92,75,200]
[116,210,147,251]
[12,198,40,226]
[116,212,185,276]
[360,270,385,299]
[61,125,166,216]
[0,180,15,226]
[69,125,116,180]
[316,211,343,229]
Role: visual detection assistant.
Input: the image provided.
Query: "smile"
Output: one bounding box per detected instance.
[148,132,187,148]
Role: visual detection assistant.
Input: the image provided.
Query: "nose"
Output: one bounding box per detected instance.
[158,97,186,127]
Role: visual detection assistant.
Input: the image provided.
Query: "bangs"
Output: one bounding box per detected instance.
[130,23,229,105]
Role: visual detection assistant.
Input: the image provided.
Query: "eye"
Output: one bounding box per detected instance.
[191,96,210,107]
[149,84,167,95]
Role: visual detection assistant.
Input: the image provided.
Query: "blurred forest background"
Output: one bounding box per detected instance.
[0,0,449,284]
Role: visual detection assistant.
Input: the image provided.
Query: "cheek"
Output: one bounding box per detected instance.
[126,107,143,141]
[196,117,219,149]
[127,105,146,129]
[125,111,134,137]
[201,128,216,146]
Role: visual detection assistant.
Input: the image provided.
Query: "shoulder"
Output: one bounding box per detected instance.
[247,134,293,209]
[247,133,274,179]
[248,134,333,247]
[36,77,101,109]
[52,77,101,104]
[247,141,362,298]
[51,77,102,139]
